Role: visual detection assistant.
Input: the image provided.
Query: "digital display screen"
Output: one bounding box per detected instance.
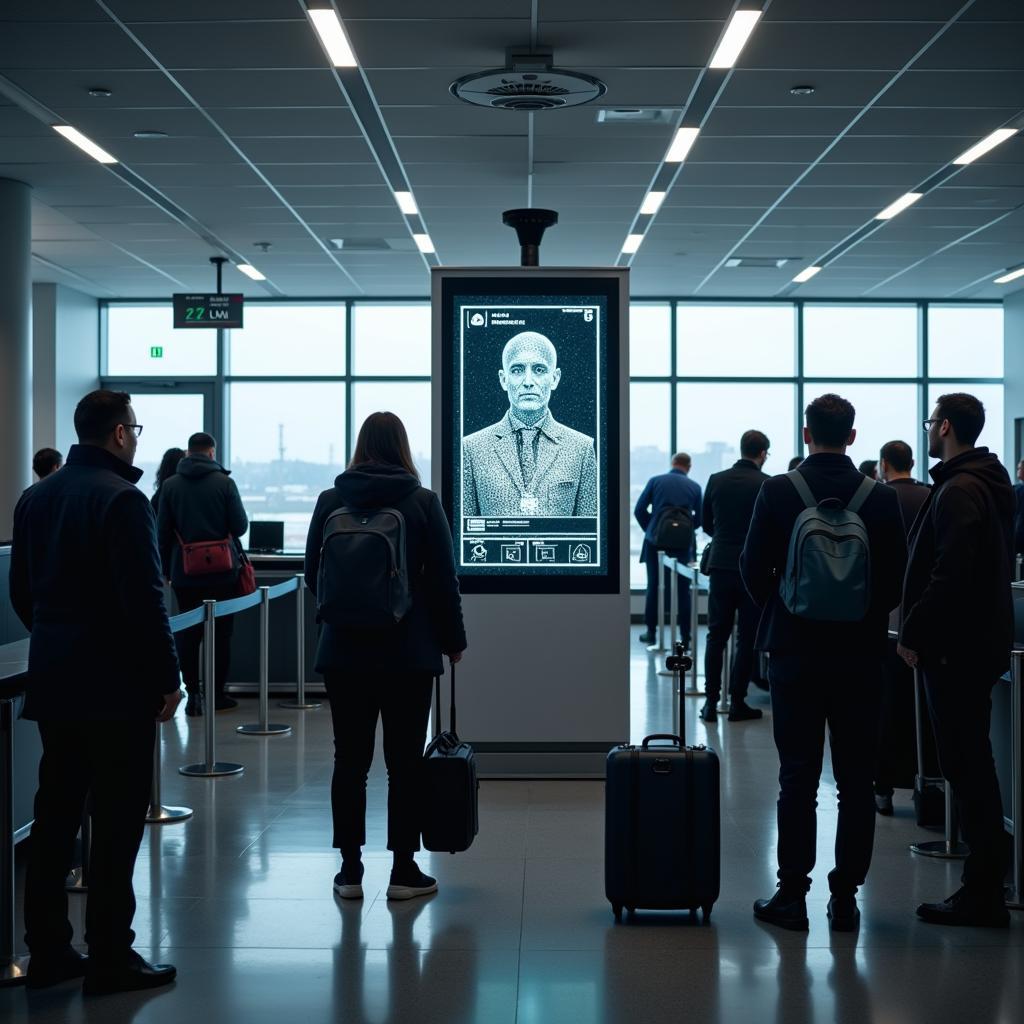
[441,274,620,594]
[173,293,244,329]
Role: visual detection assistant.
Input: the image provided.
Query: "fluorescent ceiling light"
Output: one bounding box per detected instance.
[792,265,822,283]
[666,127,700,163]
[394,191,419,215]
[953,127,1018,166]
[639,191,666,215]
[875,192,923,220]
[622,234,644,254]
[413,233,435,254]
[52,124,117,164]
[236,263,266,281]
[994,267,1024,285]
[709,9,763,69]
[307,7,358,67]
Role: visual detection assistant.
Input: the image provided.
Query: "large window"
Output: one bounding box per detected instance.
[803,305,919,378]
[228,304,345,376]
[677,304,795,377]
[107,305,216,377]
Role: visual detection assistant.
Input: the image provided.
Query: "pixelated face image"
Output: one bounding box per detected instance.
[498,332,562,419]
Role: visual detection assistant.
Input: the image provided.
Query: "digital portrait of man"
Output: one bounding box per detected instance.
[462,330,597,517]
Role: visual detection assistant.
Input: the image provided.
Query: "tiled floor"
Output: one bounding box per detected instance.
[3,628,1022,1022]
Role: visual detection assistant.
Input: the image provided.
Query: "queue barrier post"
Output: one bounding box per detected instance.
[647,556,666,654]
[1008,652,1023,909]
[280,576,321,711]
[658,557,678,678]
[720,627,735,715]
[238,587,291,736]
[686,564,702,696]
[0,693,29,987]
[180,600,244,778]
[146,721,192,824]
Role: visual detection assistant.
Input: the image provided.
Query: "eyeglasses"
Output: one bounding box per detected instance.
[922,419,941,432]
[117,423,144,437]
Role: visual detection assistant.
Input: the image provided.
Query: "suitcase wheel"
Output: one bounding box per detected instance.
[701,905,713,925]
[612,904,622,923]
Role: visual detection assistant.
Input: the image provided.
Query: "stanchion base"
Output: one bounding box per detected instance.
[236,723,292,736]
[179,762,245,778]
[0,956,30,987]
[683,688,705,697]
[909,840,969,859]
[146,804,194,824]
[656,668,675,678]
[65,867,87,893]
[278,701,321,710]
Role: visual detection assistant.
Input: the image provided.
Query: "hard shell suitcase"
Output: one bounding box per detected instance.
[421,664,479,854]
[604,735,721,922]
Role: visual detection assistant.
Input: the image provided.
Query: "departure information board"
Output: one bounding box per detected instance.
[173,293,244,329]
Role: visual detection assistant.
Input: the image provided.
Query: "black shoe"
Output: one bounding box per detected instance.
[333,860,364,900]
[827,894,860,932]
[214,695,238,712]
[638,631,655,644]
[26,947,88,989]
[916,888,1010,928]
[874,793,894,816]
[753,890,809,931]
[83,950,177,996]
[185,693,202,717]
[699,700,717,723]
[728,702,763,722]
[387,865,438,901]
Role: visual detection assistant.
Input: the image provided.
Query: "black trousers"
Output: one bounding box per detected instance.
[923,662,1010,897]
[703,569,759,703]
[768,653,882,896]
[25,720,155,958]
[644,548,691,642]
[174,584,238,698]
[324,671,434,854]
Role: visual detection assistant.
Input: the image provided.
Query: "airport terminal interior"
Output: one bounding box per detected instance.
[2,1,1024,1021]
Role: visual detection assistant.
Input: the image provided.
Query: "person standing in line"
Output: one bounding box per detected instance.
[10,390,180,993]
[899,394,1014,927]
[700,430,771,724]
[157,432,248,716]
[634,453,702,647]
[150,446,185,517]
[786,456,803,472]
[858,459,878,480]
[878,441,930,533]
[305,412,467,902]
[741,394,906,933]
[31,448,62,480]
[1013,459,1024,571]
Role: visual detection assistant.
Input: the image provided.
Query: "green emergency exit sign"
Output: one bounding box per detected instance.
[150,346,163,359]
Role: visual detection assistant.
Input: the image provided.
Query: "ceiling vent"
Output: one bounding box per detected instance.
[327,237,416,252]
[596,108,677,125]
[724,257,795,269]
[451,47,606,111]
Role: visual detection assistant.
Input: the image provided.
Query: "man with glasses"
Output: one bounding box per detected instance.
[899,394,1014,927]
[10,390,181,993]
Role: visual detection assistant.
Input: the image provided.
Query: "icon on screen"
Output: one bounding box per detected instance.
[469,312,486,326]
[470,544,488,562]
[501,544,522,563]
[536,544,557,562]
[466,518,485,532]
[570,543,593,563]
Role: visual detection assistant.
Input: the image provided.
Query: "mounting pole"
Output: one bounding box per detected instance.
[210,256,228,295]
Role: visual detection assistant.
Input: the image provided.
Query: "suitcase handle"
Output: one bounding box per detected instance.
[641,733,682,749]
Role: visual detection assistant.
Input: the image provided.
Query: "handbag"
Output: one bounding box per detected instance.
[699,541,713,576]
[236,546,257,596]
[175,531,234,576]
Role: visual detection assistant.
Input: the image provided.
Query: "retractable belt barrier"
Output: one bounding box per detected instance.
[0,685,29,986]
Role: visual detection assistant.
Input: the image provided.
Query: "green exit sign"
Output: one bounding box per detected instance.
[150,346,163,359]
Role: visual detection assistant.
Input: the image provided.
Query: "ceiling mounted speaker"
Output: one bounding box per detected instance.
[451,47,606,111]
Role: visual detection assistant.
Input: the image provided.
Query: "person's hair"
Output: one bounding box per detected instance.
[787,456,803,471]
[671,452,691,470]
[155,447,185,491]
[740,430,769,460]
[880,440,914,474]
[350,412,419,479]
[805,393,855,447]
[32,448,62,478]
[934,392,985,446]
[187,432,216,452]
[858,459,878,479]
[74,389,132,444]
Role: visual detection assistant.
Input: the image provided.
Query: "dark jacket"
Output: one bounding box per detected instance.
[634,468,702,562]
[701,459,770,572]
[740,452,907,656]
[900,448,1013,678]
[156,454,248,588]
[304,464,467,676]
[9,444,180,721]
[887,477,931,537]
[1013,481,1024,556]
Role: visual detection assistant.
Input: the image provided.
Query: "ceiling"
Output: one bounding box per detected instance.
[2,0,1023,299]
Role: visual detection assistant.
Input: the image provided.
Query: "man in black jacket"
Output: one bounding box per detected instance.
[157,432,248,715]
[899,393,1014,927]
[879,440,930,534]
[700,429,771,723]
[10,390,180,994]
[741,394,906,933]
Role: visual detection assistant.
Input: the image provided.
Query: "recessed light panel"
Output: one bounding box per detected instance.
[875,192,923,220]
[53,124,117,164]
[307,7,358,67]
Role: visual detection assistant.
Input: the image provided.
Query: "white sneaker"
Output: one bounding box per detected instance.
[333,870,364,900]
[386,870,438,901]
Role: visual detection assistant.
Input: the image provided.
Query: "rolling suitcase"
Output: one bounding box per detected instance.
[605,644,720,922]
[421,663,479,854]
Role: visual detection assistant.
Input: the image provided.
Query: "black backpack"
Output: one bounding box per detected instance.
[316,506,411,628]
[653,505,695,555]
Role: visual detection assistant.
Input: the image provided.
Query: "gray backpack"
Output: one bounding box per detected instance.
[779,471,876,622]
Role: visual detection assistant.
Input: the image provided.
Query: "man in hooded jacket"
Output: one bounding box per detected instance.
[899,393,1014,927]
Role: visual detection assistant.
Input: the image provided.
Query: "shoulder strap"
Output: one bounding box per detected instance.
[846,475,877,515]
[449,660,457,736]
[785,470,817,509]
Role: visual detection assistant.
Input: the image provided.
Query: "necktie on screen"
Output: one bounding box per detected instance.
[518,427,538,488]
